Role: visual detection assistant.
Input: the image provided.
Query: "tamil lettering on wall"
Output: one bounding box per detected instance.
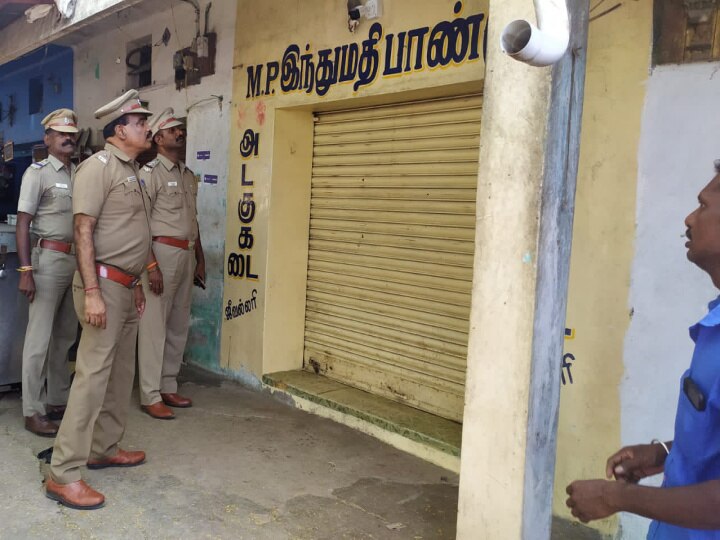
[225,289,259,320]
[246,1,486,99]
[227,128,261,281]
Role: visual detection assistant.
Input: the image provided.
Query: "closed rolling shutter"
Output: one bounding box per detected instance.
[303,94,482,422]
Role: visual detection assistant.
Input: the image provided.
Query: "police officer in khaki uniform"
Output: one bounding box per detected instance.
[46,90,153,510]
[16,109,79,437]
[138,108,205,419]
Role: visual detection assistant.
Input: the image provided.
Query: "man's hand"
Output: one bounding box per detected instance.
[84,289,106,329]
[606,444,667,483]
[566,480,621,523]
[18,272,36,303]
[148,266,163,296]
[135,285,146,318]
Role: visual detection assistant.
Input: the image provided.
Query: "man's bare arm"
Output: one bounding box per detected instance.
[15,211,36,302]
[75,213,106,328]
[567,477,720,529]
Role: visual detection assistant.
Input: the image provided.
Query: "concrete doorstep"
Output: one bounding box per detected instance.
[0,366,600,539]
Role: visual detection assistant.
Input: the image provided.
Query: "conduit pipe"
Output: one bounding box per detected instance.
[500,0,570,66]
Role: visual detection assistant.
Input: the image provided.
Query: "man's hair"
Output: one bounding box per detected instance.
[102,115,130,140]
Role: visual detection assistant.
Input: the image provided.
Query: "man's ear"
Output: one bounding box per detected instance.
[115,124,126,141]
[43,133,51,147]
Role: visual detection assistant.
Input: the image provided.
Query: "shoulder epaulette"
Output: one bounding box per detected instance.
[94,152,109,165]
[30,159,48,170]
[143,158,159,172]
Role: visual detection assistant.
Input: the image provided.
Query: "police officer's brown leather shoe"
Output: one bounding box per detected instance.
[24,413,58,437]
[45,478,105,510]
[87,448,146,470]
[141,401,175,419]
[161,392,192,408]
[46,405,66,421]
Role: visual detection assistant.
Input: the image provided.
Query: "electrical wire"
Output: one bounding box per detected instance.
[169,0,190,107]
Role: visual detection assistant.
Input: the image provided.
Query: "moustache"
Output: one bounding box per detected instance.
[62,140,76,147]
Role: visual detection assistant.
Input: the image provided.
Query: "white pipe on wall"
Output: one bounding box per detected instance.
[500,0,570,66]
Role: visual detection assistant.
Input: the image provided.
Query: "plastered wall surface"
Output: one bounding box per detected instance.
[553,1,652,536]
[225,0,488,378]
[619,60,720,539]
[71,0,237,370]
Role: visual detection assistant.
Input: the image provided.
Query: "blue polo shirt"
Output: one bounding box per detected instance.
[648,297,720,540]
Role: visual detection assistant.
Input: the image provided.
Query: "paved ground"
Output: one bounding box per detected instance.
[0,366,601,539]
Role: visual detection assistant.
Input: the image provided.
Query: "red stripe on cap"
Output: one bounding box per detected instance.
[158,117,178,129]
[119,101,143,114]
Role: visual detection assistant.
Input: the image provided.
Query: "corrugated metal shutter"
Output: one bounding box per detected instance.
[303,94,482,422]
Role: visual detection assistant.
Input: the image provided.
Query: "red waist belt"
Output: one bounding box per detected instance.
[38,239,73,254]
[153,236,194,250]
[95,263,140,289]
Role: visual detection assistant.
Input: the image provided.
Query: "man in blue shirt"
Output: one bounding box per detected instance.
[565,164,720,538]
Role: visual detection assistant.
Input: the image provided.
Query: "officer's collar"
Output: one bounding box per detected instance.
[157,153,185,173]
[104,143,134,164]
[47,154,72,172]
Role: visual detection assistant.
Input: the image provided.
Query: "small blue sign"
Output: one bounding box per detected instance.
[197,150,211,160]
[204,174,218,184]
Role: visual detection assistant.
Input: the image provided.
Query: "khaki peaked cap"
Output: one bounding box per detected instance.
[41,108,79,133]
[94,89,152,124]
[148,108,184,136]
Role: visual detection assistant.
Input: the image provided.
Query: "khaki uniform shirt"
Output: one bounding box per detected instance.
[17,154,75,242]
[72,143,151,277]
[140,154,198,242]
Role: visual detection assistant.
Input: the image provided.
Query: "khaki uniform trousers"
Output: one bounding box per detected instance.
[50,273,139,484]
[21,247,76,417]
[138,242,195,406]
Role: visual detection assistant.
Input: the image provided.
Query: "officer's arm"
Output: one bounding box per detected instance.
[75,213,106,328]
[15,212,33,268]
[16,212,36,301]
[74,213,98,289]
[194,225,205,279]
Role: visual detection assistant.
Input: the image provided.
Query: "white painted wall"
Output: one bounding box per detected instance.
[620,61,720,538]
[71,0,236,367]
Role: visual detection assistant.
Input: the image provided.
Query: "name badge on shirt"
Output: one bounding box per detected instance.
[168,181,178,187]
[55,183,69,189]
[127,176,137,183]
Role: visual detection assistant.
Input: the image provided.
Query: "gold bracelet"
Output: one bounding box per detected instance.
[651,438,670,456]
[16,266,33,272]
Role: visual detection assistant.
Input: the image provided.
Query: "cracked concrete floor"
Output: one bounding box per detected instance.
[0,366,601,540]
[0,367,461,540]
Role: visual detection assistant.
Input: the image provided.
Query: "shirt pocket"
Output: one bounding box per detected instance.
[673,369,720,462]
[162,183,184,210]
[123,180,144,214]
[46,186,73,213]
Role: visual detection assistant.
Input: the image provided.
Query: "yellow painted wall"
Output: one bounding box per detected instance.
[224,0,488,377]
[553,1,653,534]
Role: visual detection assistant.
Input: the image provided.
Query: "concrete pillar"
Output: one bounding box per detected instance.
[457,1,589,538]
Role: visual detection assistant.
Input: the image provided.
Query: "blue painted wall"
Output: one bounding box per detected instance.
[0,45,73,219]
